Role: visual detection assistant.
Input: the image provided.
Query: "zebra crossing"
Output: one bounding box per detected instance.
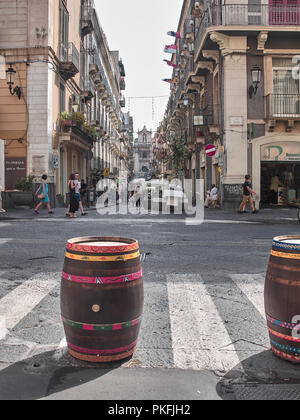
[0,271,270,373]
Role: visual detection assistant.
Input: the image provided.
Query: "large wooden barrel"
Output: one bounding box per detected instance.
[265,235,300,363]
[61,237,144,363]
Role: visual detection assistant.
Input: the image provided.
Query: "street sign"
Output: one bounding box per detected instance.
[205,144,216,157]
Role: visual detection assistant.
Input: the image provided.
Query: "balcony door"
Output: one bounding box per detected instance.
[269,0,300,25]
[273,59,300,117]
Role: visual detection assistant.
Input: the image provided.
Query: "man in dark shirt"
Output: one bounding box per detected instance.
[238,175,258,214]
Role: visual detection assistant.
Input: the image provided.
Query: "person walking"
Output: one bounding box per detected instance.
[80,179,88,207]
[238,175,258,214]
[65,173,88,217]
[34,175,54,215]
[74,173,88,216]
[68,174,79,218]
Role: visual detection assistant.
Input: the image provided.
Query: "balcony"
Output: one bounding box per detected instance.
[59,42,80,80]
[194,3,300,53]
[120,95,126,108]
[81,77,95,102]
[81,3,95,37]
[120,77,126,91]
[266,94,300,119]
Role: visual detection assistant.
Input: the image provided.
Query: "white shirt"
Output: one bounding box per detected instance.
[210,187,218,200]
[74,180,81,194]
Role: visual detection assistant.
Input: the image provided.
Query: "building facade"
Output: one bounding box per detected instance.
[0,0,127,203]
[163,0,300,208]
[133,126,153,178]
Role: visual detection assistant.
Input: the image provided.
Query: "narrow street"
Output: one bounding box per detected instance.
[0,209,299,400]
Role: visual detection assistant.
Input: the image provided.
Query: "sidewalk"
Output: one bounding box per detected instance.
[0,205,299,224]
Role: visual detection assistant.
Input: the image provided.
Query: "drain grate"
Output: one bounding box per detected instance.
[233,384,300,400]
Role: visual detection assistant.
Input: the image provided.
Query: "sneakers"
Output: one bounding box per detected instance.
[0,208,6,213]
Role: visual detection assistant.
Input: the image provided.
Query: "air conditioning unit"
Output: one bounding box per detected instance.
[89,63,99,75]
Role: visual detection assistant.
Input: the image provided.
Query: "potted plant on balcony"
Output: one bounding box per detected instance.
[84,124,98,141]
[10,175,35,207]
[60,111,73,132]
[71,111,86,127]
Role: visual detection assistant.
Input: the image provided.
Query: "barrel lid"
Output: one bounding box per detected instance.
[66,236,139,254]
[273,235,300,250]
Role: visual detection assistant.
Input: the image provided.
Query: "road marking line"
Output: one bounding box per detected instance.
[0,276,57,339]
[230,273,265,319]
[167,274,240,372]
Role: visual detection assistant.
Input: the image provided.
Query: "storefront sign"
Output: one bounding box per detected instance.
[5,158,26,190]
[261,142,300,162]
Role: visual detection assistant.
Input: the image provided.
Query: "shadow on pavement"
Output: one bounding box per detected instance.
[216,349,300,400]
[0,349,130,400]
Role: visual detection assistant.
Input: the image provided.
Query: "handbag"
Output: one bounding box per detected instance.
[38,193,46,200]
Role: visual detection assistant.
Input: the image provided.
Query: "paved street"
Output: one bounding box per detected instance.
[0,207,300,400]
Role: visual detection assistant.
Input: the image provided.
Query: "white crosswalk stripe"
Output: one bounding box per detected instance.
[0,272,270,372]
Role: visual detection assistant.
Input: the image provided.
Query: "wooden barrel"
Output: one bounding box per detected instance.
[265,235,300,363]
[61,236,144,363]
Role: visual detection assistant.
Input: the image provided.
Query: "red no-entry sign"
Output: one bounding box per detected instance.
[205,144,216,157]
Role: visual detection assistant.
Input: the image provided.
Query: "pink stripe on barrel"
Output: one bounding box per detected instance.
[62,269,143,285]
[67,340,137,355]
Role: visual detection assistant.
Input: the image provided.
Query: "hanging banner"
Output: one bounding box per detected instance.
[163,60,178,69]
[167,31,181,39]
[164,45,177,54]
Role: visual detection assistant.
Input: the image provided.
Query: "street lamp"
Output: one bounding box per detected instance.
[6,66,22,99]
[249,65,262,99]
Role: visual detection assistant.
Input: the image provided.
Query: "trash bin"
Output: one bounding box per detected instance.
[61,236,144,362]
[265,235,300,363]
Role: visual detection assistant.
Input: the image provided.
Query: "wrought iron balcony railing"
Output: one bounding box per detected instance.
[59,42,80,79]
[195,4,300,52]
[266,94,300,119]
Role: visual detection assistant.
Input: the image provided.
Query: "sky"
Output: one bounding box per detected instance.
[95,0,184,137]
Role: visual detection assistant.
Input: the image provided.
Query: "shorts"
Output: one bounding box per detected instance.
[75,193,81,203]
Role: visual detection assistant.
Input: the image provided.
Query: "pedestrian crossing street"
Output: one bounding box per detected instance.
[0,272,270,373]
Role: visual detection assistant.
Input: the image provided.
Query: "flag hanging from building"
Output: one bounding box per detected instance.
[167,31,181,39]
[164,44,177,54]
[162,78,177,84]
[163,59,178,69]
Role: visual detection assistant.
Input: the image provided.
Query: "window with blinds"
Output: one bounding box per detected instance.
[272,58,300,116]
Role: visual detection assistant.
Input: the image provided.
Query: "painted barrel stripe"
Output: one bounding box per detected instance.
[268,327,300,343]
[272,240,300,251]
[65,251,140,262]
[270,250,300,260]
[62,269,143,284]
[62,316,142,331]
[266,313,299,330]
[271,340,300,355]
[272,346,300,362]
[67,242,139,254]
[67,340,138,355]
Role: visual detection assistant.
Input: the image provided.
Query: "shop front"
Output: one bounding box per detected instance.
[253,137,300,208]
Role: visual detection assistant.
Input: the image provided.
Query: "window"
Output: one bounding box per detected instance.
[60,1,69,61]
[272,58,300,116]
[59,83,66,114]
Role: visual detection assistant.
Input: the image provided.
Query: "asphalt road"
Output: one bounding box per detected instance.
[0,208,300,401]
